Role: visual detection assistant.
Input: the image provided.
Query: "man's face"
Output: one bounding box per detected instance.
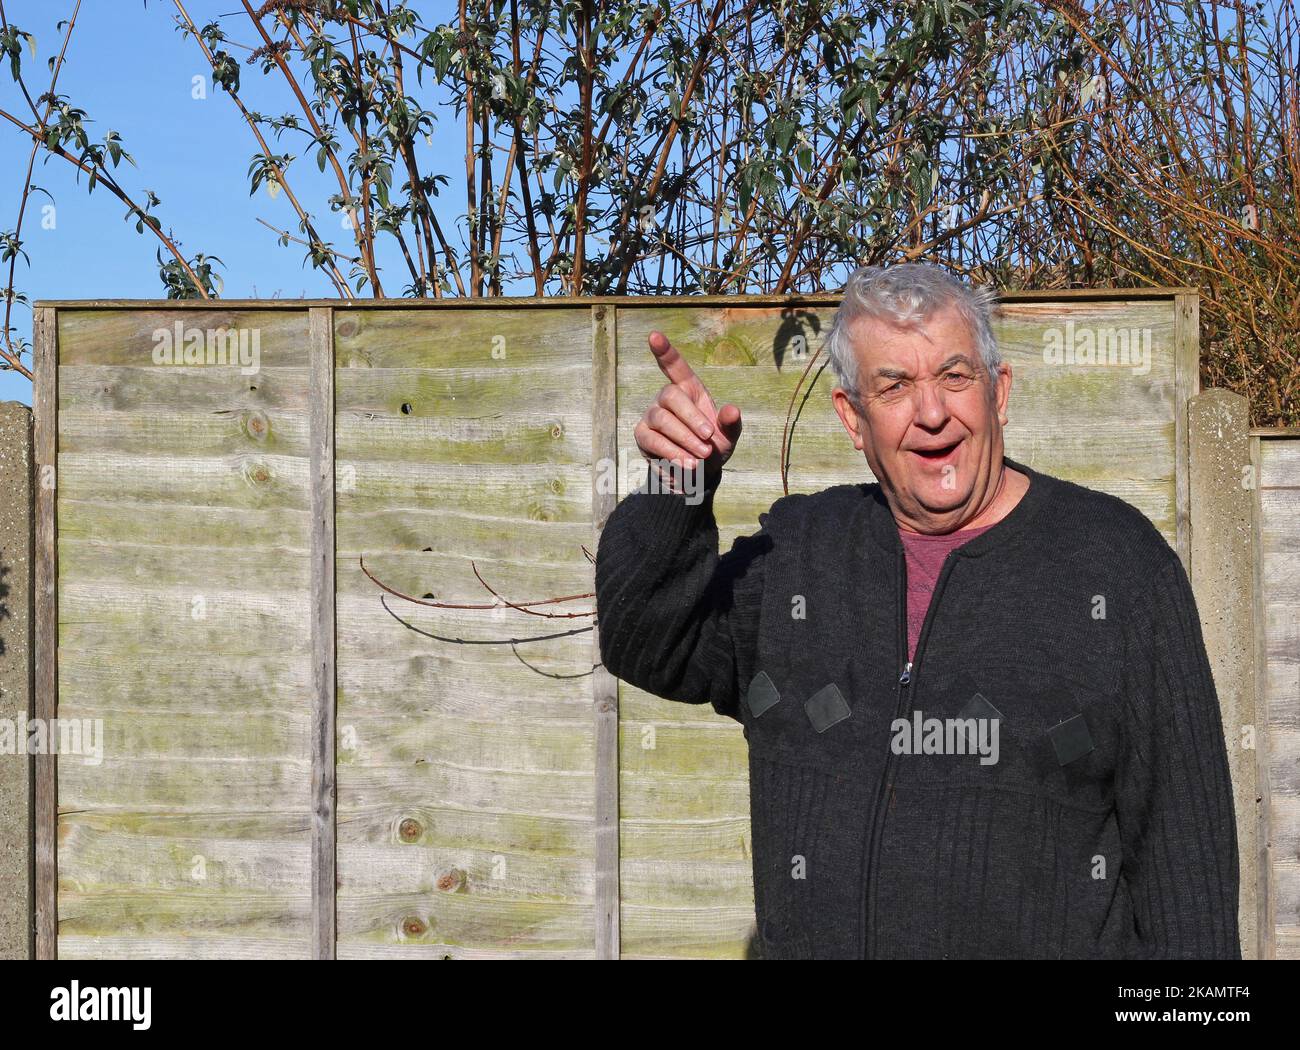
[830,303,1012,532]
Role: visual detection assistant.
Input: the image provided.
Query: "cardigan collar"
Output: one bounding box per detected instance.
[862,454,1053,558]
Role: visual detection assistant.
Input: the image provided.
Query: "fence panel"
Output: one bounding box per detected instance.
[51,308,315,959]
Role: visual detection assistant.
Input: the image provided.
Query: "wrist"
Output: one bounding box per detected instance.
[643,457,716,504]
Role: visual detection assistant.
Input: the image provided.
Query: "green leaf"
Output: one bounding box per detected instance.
[862,81,879,123]
[773,118,796,153]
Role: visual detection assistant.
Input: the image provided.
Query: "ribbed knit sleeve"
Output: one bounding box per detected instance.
[1115,553,1241,958]
[594,475,770,721]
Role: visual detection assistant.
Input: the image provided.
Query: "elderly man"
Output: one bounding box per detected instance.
[594,262,1241,960]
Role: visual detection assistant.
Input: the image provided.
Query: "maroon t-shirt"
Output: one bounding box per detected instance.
[897,522,996,662]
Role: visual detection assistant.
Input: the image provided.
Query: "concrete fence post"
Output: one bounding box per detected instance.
[0,400,33,960]
[1187,388,1259,959]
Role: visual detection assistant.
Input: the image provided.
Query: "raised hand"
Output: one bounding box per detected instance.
[633,330,743,491]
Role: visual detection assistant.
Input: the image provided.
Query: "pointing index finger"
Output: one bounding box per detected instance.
[648,330,699,387]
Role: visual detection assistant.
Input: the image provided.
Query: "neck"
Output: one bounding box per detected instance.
[894,461,1029,535]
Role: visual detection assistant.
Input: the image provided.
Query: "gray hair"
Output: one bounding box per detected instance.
[824,263,1001,407]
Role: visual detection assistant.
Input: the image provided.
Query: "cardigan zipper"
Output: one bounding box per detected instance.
[862,542,962,958]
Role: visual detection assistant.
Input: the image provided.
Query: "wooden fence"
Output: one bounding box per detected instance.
[1254,427,1300,958]
[26,287,1268,959]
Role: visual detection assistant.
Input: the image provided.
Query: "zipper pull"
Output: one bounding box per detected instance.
[899,661,912,685]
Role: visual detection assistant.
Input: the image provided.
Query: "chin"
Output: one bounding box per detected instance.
[913,482,971,513]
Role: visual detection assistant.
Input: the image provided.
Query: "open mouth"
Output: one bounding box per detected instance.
[911,440,962,461]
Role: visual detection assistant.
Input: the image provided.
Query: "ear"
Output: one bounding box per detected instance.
[831,387,865,451]
[993,362,1012,426]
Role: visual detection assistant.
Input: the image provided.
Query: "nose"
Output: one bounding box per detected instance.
[911,377,950,431]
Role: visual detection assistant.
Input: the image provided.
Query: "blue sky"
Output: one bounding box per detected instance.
[0,0,471,404]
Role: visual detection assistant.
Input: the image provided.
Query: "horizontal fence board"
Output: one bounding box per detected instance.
[59,649,309,711]
[335,509,591,558]
[1262,557,1300,607]
[59,365,311,414]
[1260,441,1300,488]
[332,307,591,369]
[1265,666,1300,731]
[1273,797,1300,876]
[620,816,752,861]
[59,404,309,458]
[618,767,753,817]
[58,583,308,654]
[1263,724,1300,798]
[337,764,595,816]
[57,934,310,961]
[52,708,307,759]
[56,309,310,367]
[618,903,757,959]
[58,826,311,893]
[57,892,311,942]
[339,550,593,602]
[334,846,590,899]
[58,499,310,549]
[58,540,311,592]
[58,758,309,810]
[58,450,310,509]
[1275,862,1300,933]
[334,598,592,672]
[621,858,757,908]
[618,724,749,779]
[334,365,592,421]
[336,803,589,853]
[334,713,593,772]
[335,461,591,523]
[333,943,592,959]
[1261,488,1300,553]
[334,657,590,719]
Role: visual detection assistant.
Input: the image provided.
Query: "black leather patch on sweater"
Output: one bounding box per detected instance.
[804,683,851,733]
[745,671,781,718]
[957,690,1003,749]
[1048,713,1095,765]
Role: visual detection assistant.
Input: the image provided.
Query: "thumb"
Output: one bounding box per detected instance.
[714,402,743,449]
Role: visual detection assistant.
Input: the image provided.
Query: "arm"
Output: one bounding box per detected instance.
[594,470,769,721]
[1115,554,1241,959]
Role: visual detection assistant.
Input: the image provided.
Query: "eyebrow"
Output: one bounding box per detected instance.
[872,354,980,381]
